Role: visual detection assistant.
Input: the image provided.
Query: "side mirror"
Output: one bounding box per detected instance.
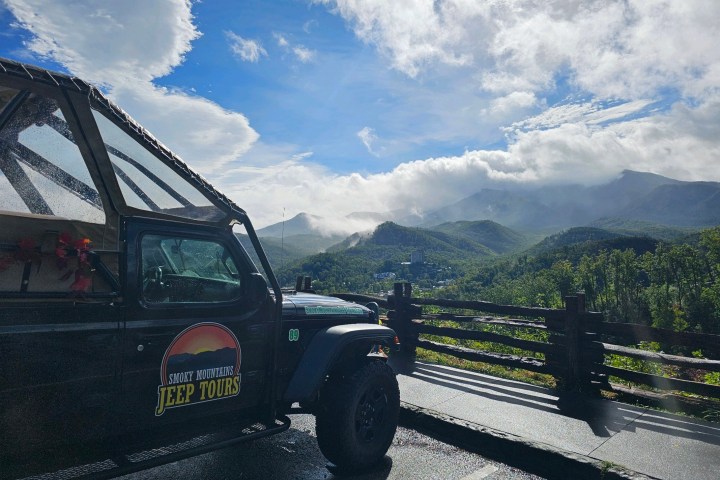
[246,272,269,304]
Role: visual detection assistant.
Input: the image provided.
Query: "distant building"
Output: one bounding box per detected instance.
[374,272,396,280]
[410,250,425,264]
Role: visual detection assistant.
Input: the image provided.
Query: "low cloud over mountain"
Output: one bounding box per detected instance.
[258,171,720,239]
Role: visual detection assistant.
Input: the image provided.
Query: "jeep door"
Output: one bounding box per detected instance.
[121,219,273,433]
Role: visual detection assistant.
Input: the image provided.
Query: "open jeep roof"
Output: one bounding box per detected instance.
[0,56,249,251]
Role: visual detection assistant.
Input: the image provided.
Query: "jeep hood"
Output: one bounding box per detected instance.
[281,292,372,320]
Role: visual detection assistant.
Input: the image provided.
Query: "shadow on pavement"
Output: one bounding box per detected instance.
[405,362,720,446]
[410,365,563,416]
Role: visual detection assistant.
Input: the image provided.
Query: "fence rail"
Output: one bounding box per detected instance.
[333,282,720,400]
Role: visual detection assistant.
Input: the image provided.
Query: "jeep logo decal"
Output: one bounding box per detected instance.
[155,323,241,416]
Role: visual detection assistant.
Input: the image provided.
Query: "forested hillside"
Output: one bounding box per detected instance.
[277,222,720,335]
[428,220,528,254]
[276,221,496,292]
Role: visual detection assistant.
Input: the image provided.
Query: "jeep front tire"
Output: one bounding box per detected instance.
[315,360,400,470]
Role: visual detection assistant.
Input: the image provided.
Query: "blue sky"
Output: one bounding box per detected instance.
[1,0,719,231]
[159,0,506,173]
[167,1,394,172]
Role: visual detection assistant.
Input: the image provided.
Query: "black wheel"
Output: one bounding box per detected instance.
[315,360,400,471]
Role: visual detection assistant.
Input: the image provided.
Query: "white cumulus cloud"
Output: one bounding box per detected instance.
[226,31,267,63]
[293,45,315,63]
[216,96,720,232]
[5,0,259,173]
[318,0,720,100]
[315,0,478,78]
[273,31,316,63]
[273,32,290,47]
[357,127,379,156]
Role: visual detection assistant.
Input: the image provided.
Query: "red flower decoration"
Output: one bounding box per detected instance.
[0,256,14,272]
[15,237,39,263]
[18,238,36,250]
[59,232,73,245]
[74,238,91,250]
[70,270,93,292]
[54,233,94,292]
[0,234,94,292]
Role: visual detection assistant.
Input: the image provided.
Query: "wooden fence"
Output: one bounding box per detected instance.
[332,282,720,399]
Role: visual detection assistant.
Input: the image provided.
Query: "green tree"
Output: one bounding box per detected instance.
[577,252,611,313]
[606,249,645,323]
[549,260,575,300]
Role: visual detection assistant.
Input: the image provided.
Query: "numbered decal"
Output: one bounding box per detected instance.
[288,328,300,342]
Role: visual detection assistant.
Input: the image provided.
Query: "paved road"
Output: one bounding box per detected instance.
[113,414,543,480]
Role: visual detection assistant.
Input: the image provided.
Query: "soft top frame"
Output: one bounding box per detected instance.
[0,56,249,226]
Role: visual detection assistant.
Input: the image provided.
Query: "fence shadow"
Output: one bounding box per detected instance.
[405,362,720,446]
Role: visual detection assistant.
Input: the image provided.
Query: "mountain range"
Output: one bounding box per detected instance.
[254,171,719,263]
[401,170,719,230]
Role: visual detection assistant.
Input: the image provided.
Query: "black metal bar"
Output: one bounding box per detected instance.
[45,71,61,87]
[20,64,33,80]
[89,93,240,218]
[76,417,291,480]
[0,291,119,299]
[110,162,161,211]
[89,251,121,292]
[105,143,192,207]
[19,260,31,293]
[11,142,102,208]
[42,109,77,142]
[0,57,91,93]
[0,89,29,133]
[0,143,53,215]
[241,217,283,423]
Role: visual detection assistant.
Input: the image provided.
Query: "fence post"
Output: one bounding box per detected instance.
[578,294,609,393]
[387,282,418,369]
[564,295,581,390]
[564,293,588,390]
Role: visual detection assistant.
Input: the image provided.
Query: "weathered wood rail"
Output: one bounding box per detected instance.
[333,282,720,399]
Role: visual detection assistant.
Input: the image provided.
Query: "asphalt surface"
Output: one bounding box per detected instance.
[13,359,718,480]
[110,414,543,480]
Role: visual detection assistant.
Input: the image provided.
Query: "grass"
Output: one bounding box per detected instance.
[415,348,557,388]
[414,314,556,389]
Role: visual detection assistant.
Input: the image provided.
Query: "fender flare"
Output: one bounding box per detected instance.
[282,323,397,403]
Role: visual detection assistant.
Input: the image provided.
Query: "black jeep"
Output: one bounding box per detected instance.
[0,57,400,479]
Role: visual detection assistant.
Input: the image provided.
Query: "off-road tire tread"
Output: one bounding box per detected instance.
[315,360,399,470]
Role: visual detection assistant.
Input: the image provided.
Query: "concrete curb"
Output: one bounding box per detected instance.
[399,403,660,480]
